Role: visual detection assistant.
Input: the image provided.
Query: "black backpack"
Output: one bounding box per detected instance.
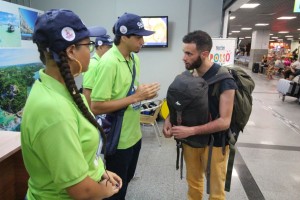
[167,70,210,147]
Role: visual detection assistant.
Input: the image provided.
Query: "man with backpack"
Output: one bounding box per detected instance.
[163,30,237,200]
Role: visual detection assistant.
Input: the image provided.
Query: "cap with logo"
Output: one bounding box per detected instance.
[95,35,113,47]
[33,9,106,60]
[114,12,155,36]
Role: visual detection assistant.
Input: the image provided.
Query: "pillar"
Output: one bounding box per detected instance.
[248,30,270,69]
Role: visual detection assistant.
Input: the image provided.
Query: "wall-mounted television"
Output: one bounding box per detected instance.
[141,16,168,48]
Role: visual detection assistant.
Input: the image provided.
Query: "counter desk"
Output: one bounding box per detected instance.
[0,131,29,200]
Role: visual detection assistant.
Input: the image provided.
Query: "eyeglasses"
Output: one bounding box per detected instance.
[75,41,95,52]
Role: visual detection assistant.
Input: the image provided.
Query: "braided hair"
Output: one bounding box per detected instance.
[37,45,107,155]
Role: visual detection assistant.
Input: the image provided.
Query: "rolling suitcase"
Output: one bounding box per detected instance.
[277,79,300,101]
[277,79,291,96]
[287,82,298,95]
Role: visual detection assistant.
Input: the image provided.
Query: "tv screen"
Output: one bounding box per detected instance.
[141,16,168,48]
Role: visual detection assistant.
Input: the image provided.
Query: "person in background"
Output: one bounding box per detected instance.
[21,9,122,200]
[274,56,285,75]
[284,57,300,80]
[260,54,268,74]
[266,61,275,80]
[283,56,292,68]
[90,12,160,200]
[83,34,113,107]
[163,30,237,200]
[292,48,298,61]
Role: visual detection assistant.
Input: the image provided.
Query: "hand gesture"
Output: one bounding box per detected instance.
[102,170,123,189]
[99,170,122,198]
[135,82,160,101]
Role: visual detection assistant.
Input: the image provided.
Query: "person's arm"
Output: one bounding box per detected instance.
[162,115,172,138]
[290,63,297,73]
[171,89,235,139]
[82,88,92,108]
[67,173,121,200]
[91,82,160,115]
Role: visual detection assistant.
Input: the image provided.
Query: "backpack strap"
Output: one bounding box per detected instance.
[225,129,237,192]
[176,140,181,170]
[175,111,184,179]
[206,135,214,194]
[206,66,233,86]
[180,145,184,179]
[205,66,236,193]
[206,66,234,98]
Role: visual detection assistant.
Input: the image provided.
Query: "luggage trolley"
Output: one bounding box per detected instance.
[277,78,300,103]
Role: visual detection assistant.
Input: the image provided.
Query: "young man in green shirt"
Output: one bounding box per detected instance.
[83,34,113,107]
[91,13,160,200]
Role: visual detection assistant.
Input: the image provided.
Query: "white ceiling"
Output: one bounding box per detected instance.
[227,0,300,45]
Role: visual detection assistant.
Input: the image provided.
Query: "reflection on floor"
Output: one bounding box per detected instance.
[127,65,300,200]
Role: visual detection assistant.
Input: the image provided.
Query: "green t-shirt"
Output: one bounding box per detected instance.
[21,69,105,200]
[82,53,101,89]
[91,44,142,149]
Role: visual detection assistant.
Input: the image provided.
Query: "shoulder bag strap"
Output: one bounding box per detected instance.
[126,53,136,97]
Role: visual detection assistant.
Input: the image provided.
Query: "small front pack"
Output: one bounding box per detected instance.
[167,70,210,148]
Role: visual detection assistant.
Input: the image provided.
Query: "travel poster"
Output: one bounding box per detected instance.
[0,1,43,131]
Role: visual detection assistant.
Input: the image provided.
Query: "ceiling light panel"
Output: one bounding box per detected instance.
[240,3,260,8]
[255,23,269,26]
[241,27,252,30]
[277,16,296,20]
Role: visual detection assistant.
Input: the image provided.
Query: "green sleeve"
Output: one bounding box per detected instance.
[91,59,116,101]
[82,59,98,89]
[33,119,89,190]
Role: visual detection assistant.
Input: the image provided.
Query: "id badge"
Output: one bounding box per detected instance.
[129,86,141,110]
[131,101,141,110]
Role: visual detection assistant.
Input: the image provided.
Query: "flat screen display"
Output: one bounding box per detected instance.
[141,16,168,48]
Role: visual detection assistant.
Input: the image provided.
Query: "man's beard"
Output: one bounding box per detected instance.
[186,56,202,70]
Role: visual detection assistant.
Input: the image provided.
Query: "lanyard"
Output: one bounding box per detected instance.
[125,54,135,76]
[125,53,136,93]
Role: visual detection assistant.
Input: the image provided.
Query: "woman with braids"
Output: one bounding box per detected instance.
[20,9,122,200]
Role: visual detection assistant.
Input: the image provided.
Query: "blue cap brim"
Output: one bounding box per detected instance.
[88,26,107,37]
[135,30,155,36]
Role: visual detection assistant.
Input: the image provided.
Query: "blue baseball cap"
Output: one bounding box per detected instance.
[95,35,113,47]
[114,13,155,36]
[33,9,106,55]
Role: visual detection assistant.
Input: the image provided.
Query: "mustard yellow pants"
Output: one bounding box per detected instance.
[183,144,229,200]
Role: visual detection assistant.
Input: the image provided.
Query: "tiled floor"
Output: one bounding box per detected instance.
[126,65,300,200]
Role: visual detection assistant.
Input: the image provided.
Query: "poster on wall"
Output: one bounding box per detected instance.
[0,1,43,132]
[210,38,236,67]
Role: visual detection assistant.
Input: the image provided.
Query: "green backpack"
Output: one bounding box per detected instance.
[207,65,255,192]
[208,66,255,133]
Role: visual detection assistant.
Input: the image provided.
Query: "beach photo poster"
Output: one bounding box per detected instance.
[0,1,43,131]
